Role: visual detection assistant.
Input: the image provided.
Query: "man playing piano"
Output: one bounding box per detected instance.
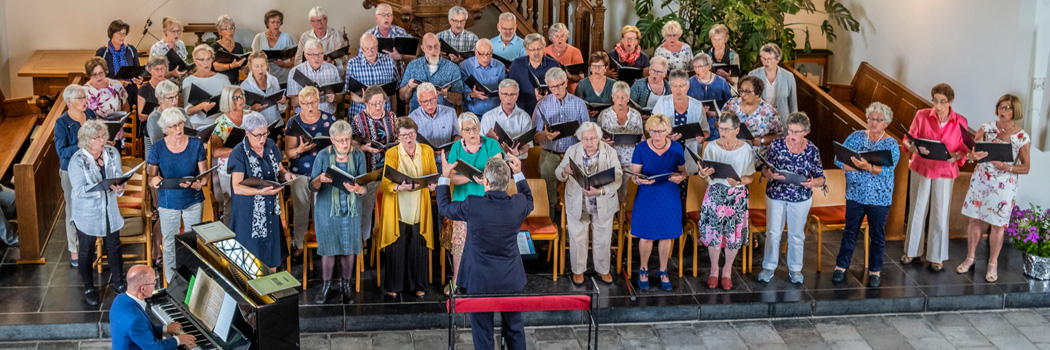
[111,265,196,350]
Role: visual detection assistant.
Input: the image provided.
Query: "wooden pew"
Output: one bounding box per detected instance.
[13,74,81,263]
[0,88,42,180]
[790,62,973,240]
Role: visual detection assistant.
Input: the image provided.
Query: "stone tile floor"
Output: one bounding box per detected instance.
[3,308,1049,349]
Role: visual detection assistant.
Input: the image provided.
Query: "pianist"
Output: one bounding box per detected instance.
[111,265,196,350]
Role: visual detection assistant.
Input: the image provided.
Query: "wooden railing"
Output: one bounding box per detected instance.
[14,73,81,263]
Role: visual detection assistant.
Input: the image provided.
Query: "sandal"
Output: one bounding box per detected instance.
[986,263,998,283]
[929,263,943,272]
[638,267,649,290]
[956,257,975,274]
[657,270,672,291]
[443,281,457,296]
[900,255,915,265]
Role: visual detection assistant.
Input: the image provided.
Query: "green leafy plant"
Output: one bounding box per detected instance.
[635,0,860,71]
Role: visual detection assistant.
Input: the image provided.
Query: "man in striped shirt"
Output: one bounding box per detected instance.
[287,39,343,115]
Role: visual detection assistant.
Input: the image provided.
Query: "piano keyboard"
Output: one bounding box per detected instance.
[149,300,218,350]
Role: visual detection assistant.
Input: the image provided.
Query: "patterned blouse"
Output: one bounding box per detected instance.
[765,138,824,202]
[654,43,694,72]
[86,79,127,117]
[834,130,900,207]
[723,97,782,154]
[350,110,397,172]
[597,107,644,169]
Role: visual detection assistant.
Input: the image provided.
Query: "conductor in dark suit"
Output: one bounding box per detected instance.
[110,265,196,350]
[437,154,531,350]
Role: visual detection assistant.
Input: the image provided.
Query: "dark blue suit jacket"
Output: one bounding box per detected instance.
[437,176,532,294]
[110,293,178,350]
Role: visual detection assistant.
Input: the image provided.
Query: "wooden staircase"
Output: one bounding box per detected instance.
[361,0,605,57]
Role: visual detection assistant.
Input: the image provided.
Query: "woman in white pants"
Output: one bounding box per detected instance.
[555,122,623,285]
[757,112,825,284]
[901,83,969,272]
[147,108,209,282]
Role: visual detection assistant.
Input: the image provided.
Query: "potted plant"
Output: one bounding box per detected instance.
[1007,204,1050,280]
[634,0,859,71]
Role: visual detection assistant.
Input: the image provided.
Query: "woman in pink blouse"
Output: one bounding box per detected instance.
[900,83,969,272]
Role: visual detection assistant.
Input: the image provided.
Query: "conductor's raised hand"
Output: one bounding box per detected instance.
[507,156,522,174]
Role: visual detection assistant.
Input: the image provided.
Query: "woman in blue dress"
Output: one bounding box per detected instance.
[228,112,296,270]
[629,114,688,291]
[309,120,367,304]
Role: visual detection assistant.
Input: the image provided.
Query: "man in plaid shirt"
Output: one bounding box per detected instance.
[437,6,479,64]
[345,33,399,118]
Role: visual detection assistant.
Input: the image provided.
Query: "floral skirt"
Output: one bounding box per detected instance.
[697,184,750,250]
[439,219,467,257]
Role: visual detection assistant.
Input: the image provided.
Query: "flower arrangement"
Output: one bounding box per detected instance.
[1006,204,1050,258]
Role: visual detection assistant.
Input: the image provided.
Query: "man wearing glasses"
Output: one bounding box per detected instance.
[481,79,534,159]
[408,82,461,169]
[399,33,465,111]
[459,39,505,116]
[345,33,400,118]
[532,68,589,210]
[295,6,349,73]
[437,6,479,64]
[491,12,526,61]
[287,39,344,115]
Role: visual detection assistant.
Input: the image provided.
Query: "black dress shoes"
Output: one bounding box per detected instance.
[340,280,354,304]
[831,270,846,283]
[84,289,100,307]
[114,283,127,294]
[868,274,881,288]
[315,281,332,304]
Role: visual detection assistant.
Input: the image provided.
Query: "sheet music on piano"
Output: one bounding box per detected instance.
[187,268,230,333]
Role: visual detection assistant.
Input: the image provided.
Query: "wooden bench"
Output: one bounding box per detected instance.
[790,62,973,240]
[0,88,41,181]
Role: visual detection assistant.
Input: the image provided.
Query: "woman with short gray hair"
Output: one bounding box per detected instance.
[147,108,209,283]
[831,102,900,288]
[145,80,182,159]
[748,43,797,125]
[54,84,95,266]
[211,14,246,83]
[68,119,126,307]
[210,84,249,225]
[689,52,732,141]
[138,56,169,117]
[442,112,505,294]
[598,80,644,200]
[545,23,585,92]
[557,121,622,285]
[229,112,296,270]
[654,20,693,72]
[182,45,230,128]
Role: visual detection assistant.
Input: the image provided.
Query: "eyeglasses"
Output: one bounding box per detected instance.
[310,18,327,24]
[499,92,519,97]
[622,36,638,42]
[549,81,566,89]
[450,19,467,24]
[461,126,480,133]
[650,69,667,75]
[248,130,270,138]
[166,122,185,129]
[195,57,214,62]
[932,99,951,105]
[332,137,352,144]
[649,129,668,134]
[398,131,417,138]
[162,94,179,102]
[865,117,886,123]
[739,89,755,95]
[787,129,807,135]
[166,29,182,34]
[90,72,107,78]
[304,52,324,58]
[717,127,737,133]
[232,95,244,101]
[366,100,386,107]
[475,51,493,57]
[526,46,545,53]
[219,26,235,31]
[419,97,438,105]
[998,105,1013,110]
[579,136,600,142]
[300,100,320,106]
[590,64,607,69]
[376,13,393,18]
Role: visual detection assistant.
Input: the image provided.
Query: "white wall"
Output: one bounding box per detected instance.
[0,0,11,96]
[826,0,1050,207]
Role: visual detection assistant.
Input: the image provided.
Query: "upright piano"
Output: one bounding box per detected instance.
[144,229,300,350]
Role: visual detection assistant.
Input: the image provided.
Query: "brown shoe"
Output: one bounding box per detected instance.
[572,273,585,285]
[599,273,614,284]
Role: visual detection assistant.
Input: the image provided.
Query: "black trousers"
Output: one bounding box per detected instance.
[383,222,428,293]
[470,306,525,350]
[77,229,124,290]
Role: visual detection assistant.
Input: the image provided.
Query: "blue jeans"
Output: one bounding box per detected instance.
[835,200,889,272]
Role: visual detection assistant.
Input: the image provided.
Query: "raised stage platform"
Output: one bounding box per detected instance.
[1,217,1048,341]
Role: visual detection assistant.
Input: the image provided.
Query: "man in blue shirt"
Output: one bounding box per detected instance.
[408,82,461,168]
[531,67,589,210]
[507,33,561,114]
[491,12,526,61]
[399,33,465,111]
[345,33,399,117]
[460,39,505,116]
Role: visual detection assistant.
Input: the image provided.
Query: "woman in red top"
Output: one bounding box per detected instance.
[900,83,969,272]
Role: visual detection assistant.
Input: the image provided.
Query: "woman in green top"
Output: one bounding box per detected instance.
[574,51,617,121]
[442,112,505,294]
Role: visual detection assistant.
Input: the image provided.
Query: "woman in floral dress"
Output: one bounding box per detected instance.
[723,75,783,156]
[959,94,1031,282]
[696,112,755,290]
[653,20,693,72]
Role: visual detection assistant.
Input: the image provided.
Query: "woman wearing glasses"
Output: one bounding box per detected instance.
[211,15,246,84]
[148,17,188,79]
[747,43,797,126]
[182,45,230,128]
[229,112,296,270]
[285,86,336,259]
[722,75,783,155]
[350,86,398,244]
[251,10,296,85]
[210,85,248,225]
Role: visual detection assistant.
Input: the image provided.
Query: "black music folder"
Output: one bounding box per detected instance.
[700,99,721,116]
[960,124,976,150]
[243,89,285,107]
[528,70,549,95]
[568,160,616,189]
[351,135,398,151]
[185,123,218,143]
[141,100,159,116]
[291,70,344,96]
[157,166,220,189]
[833,141,894,167]
[239,176,294,189]
[416,134,456,153]
[628,99,654,115]
[88,162,144,192]
[165,49,194,72]
[493,123,536,148]
[214,50,249,64]
[325,167,381,192]
[613,60,643,83]
[464,75,498,96]
[586,101,613,113]
[698,159,741,181]
[103,114,129,138]
[188,84,222,116]
[602,131,642,146]
[905,131,951,161]
[325,45,351,61]
[623,169,672,181]
[383,165,439,189]
[262,47,297,61]
[439,39,474,59]
[672,123,705,140]
[344,76,397,96]
[563,63,588,76]
[377,37,420,56]
[492,54,513,68]
[114,65,147,80]
[453,161,484,182]
[537,109,579,140]
[975,142,1013,163]
[755,152,808,185]
[711,63,740,77]
[222,128,246,148]
[736,125,755,141]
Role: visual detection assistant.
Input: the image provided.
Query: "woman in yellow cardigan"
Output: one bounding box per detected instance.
[378,117,438,300]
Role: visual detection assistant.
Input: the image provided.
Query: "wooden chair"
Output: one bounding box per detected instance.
[520,179,561,281]
[96,158,153,273]
[681,175,708,277]
[614,182,637,275]
[807,169,868,271]
[745,171,766,274]
[523,146,543,179]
